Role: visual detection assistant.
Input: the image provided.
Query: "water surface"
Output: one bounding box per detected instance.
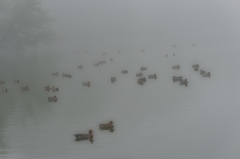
[1,48,240,159]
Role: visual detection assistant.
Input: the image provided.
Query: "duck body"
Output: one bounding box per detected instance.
[138,77,146,85]
[172,65,180,70]
[140,67,147,71]
[136,72,143,77]
[74,134,91,141]
[21,86,29,91]
[45,86,51,91]
[48,96,58,102]
[172,76,182,82]
[74,130,93,143]
[121,70,128,74]
[83,81,91,87]
[52,87,59,92]
[99,121,114,131]
[148,74,157,79]
[99,124,114,129]
[192,64,199,71]
[180,79,188,87]
[111,77,116,83]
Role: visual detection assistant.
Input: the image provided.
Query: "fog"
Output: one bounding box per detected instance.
[42,0,240,54]
[1,0,240,159]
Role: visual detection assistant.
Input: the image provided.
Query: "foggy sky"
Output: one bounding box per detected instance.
[42,0,240,54]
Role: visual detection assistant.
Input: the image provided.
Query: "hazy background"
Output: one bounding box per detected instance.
[42,0,240,54]
[1,0,240,159]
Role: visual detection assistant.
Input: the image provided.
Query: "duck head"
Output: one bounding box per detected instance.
[89,129,93,134]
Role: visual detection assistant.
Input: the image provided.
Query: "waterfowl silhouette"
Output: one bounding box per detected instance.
[148,74,157,79]
[180,79,188,87]
[83,81,91,87]
[136,72,143,77]
[48,96,58,102]
[99,121,114,132]
[140,67,147,71]
[74,129,93,143]
[111,77,116,83]
[138,77,147,85]
[172,65,180,70]
[172,76,183,82]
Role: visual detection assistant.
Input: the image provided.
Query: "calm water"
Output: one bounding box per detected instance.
[1,48,240,159]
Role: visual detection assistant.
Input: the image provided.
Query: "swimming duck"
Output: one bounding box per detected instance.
[78,65,83,69]
[83,81,91,87]
[21,86,29,91]
[45,86,51,91]
[180,79,188,87]
[111,77,116,83]
[140,67,147,71]
[172,76,183,82]
[52,86,59,92]
[138,77,147,85]
[48,96,58,102]
[148,74,157,79]
[74,129,93,143]
[99,121,114,130]
[172,65,180,70]
[192,64,199,71]
[202,72,211,78]
[121,70,128,74]
[136,72,143,77]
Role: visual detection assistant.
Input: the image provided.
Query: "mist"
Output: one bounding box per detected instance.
[42,0,240,54]
[1,0,240,159]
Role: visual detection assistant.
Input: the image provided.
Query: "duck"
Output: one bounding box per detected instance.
[45,86,51,91]
[21,86,29,91]
[180,79,188,87]
[74,129,93,143]
[99,121,114,131]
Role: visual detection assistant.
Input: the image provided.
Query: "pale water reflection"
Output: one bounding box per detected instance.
[0,48,240,159]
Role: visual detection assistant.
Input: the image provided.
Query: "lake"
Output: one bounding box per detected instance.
[1,47,240,159]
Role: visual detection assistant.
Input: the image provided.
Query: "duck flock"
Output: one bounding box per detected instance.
[0,46,212,144]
